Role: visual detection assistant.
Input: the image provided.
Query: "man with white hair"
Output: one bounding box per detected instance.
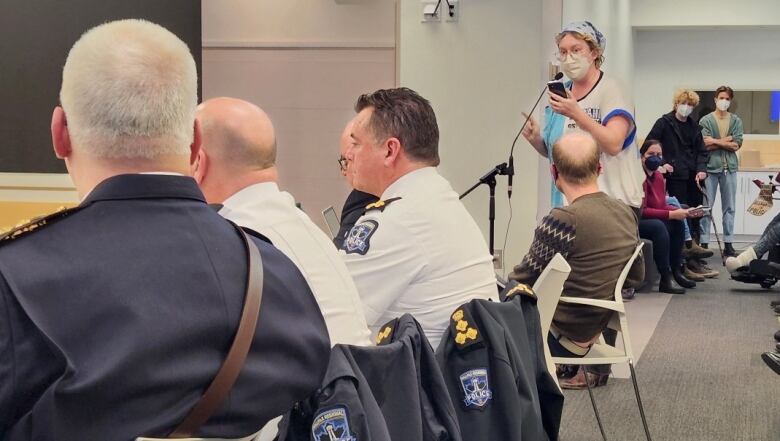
[194,97,372,346]
[0,20,329,439]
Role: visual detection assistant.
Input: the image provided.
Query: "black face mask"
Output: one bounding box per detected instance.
[645,155,663,172]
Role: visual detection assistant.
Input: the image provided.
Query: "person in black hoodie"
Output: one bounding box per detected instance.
[646,89,709,274]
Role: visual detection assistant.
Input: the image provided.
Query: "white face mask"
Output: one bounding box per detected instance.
[676,103,693,118]
[560,53,592,81]
[716,99,731,111]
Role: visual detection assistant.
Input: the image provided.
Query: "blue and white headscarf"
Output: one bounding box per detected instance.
[558,21,606,52]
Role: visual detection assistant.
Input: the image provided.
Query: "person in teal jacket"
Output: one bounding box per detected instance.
[699,85,744,257]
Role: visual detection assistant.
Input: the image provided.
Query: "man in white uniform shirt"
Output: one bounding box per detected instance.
[341,87,498,348]
[194,97,372,347]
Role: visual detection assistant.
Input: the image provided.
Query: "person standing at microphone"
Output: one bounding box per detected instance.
[521,21,644,211]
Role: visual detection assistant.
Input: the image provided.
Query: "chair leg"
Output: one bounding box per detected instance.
[628,361,653,441]
[584,367,609,441]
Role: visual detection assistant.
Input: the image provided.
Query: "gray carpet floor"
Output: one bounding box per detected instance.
[558,263,780,441]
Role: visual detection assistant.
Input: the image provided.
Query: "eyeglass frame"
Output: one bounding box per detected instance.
[337,156,348,172]
[554,44,591,62]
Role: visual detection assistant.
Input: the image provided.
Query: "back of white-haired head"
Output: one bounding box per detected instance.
[59,19,197,159]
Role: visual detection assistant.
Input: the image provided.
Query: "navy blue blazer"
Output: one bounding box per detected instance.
[0,174,330,440]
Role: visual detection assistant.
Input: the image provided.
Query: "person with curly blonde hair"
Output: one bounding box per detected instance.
[646,89,711,278]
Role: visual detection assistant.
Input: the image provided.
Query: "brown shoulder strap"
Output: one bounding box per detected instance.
[169,224,264,438]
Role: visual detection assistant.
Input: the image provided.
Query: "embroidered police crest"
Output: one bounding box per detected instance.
[343,220,378,255]
[459,368,493,410]
[312,406,357,441]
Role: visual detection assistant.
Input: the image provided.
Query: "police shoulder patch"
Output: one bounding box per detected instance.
[460,368,493,410]
[343,220,379,255]
[503,282,537,301]
[449,306,483,351]
[375,317,398,346]
[312,405,357,441]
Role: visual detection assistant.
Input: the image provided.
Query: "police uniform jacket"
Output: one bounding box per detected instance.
[435,287,564,441]
[279,314,462,441]
[340,167,497,349]
[334,190,378,250]
[0,174,330,440]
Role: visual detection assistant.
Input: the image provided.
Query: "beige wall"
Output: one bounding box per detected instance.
[398,0,544,275]
[201,1,396,229]
[202,0,395,46]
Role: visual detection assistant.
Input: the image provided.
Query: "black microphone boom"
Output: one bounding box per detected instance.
[460,72,564,257]
[507,71,564,199]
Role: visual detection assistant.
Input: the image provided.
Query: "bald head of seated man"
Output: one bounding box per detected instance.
[195,97,372,346]
[510,131,643,358]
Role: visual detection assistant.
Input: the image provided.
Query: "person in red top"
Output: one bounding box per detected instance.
[638,139,702,293]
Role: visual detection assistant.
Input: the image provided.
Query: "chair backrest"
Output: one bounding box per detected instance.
[532,253,571,388]
[612,242,645,307]
[611,241,644,359]
[533,253,572,338]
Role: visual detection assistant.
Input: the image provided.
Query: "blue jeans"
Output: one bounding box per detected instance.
[700,171,737,243]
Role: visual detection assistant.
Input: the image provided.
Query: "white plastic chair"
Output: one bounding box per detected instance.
[551,242,651,441]
[532,253,571,392]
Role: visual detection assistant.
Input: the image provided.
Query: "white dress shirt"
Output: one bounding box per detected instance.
[340,167,498,349]
[220,182,372,346]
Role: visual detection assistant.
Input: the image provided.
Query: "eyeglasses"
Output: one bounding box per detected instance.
[337,156,348,172]
[554,45,589,62]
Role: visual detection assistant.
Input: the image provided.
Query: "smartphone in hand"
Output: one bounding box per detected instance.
[547,81,567,98]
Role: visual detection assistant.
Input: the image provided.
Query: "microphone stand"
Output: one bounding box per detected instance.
[460,73,563,260]
[459,162,510,258]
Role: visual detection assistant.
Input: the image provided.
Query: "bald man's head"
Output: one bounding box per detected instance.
[196,97,276,170]
[551,132,600,185]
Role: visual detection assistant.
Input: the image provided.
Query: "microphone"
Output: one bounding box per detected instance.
[508,72,564,199]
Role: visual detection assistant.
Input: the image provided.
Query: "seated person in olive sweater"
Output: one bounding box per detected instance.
[509,132,644,388]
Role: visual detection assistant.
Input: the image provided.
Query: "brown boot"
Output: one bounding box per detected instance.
[683,264,706,281]
[688,258,719,278]
[683,241,714,259]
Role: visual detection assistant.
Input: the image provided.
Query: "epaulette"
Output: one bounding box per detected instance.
[503,282,537,301]
[364,197,402,214]
[0,206,80,245]
[449,306,484,351]
[375,317,399,346]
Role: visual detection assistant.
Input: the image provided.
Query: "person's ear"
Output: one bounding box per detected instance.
[51,106,72,160]
[383,137,402,166]
[192,149,207,183]
[190,118,202,166]
[550,164,559,182]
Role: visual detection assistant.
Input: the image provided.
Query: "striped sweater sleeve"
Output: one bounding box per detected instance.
[508,209,576,286]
